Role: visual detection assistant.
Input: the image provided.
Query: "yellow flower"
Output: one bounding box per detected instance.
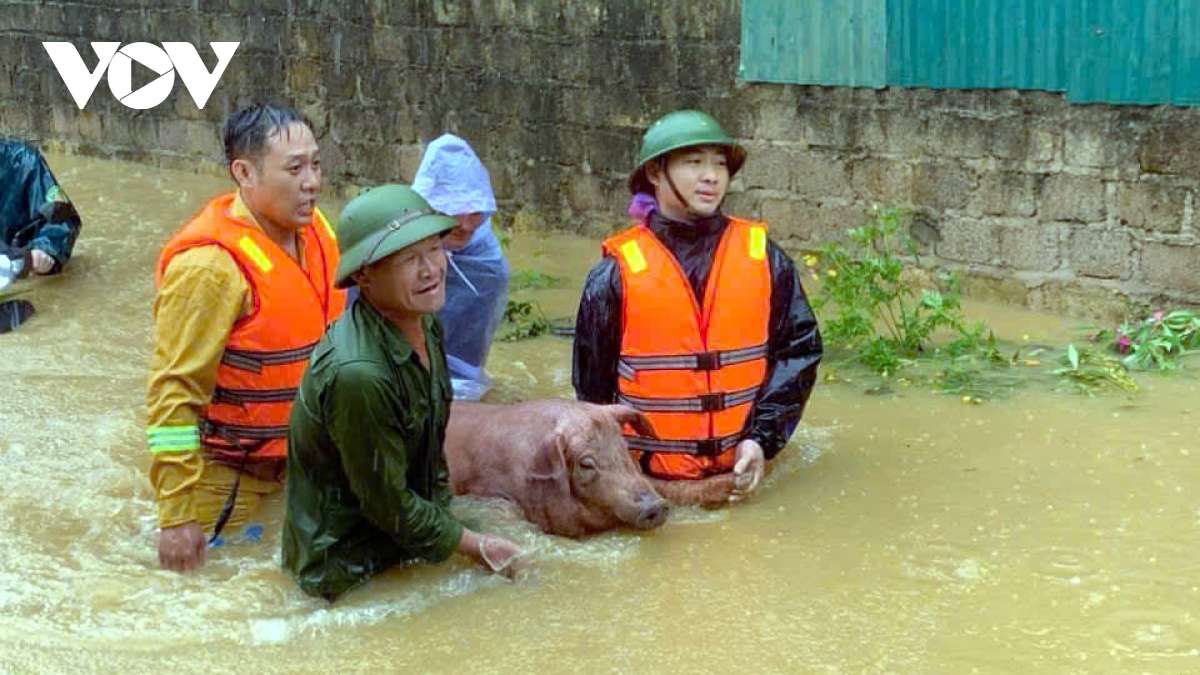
[826,269,838,278]
[803,255,819,268]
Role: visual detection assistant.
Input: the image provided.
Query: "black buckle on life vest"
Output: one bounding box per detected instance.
[695,351,721,371]
[695,439,725,456]
[699,392,726,412]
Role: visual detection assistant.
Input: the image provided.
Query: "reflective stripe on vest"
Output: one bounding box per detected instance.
[155,193,345,463]
[617,384,760,413]
[624,433,742,457]
[617,343,768,379]
[212,386,301,406]
[199,419,291,442]
[601,217,771,480]
[221,342,319,373]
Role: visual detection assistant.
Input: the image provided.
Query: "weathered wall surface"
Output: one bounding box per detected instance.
[2,0,1199,314]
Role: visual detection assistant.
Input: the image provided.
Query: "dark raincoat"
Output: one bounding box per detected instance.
[572,209,823,461]
[0,140,82,273]
[282,299,462,601]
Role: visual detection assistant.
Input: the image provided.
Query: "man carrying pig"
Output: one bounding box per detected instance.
[573,110,823,506]
[283,184,528,601]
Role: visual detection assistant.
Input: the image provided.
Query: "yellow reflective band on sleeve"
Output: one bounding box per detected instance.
[749,226,767,261]
[237,236,274,273]
[146,424,202,454]
[620,240,648,274]
[315,208,337,241]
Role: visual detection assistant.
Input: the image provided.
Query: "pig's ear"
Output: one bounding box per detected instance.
[527,428,574,533]
[529,428,568,481]
[607,404,657,439]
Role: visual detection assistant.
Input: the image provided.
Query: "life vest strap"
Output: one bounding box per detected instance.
[199,418,290,442]
[220,342,318,373]
[211,386,300,406]
[618,385,760,413]
[625,434,741,457]
[618,343,767,378]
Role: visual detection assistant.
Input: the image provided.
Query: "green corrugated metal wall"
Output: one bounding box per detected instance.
[741,0,1200,106]
[740,0,887,87]
[887,0,1070,92]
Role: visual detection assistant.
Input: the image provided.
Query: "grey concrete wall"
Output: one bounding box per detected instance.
[3,0,1199,314]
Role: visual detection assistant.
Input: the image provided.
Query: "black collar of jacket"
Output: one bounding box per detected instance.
[646,208,727,242]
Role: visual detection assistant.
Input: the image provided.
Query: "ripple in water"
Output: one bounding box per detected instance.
[1099,603,1200,659]
[900,540,988,587]
[1029,545,1099,587]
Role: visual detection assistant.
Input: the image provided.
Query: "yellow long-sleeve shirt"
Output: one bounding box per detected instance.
[146,194,303,528]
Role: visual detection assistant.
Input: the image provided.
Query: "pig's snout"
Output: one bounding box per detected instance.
[633,492,670,530]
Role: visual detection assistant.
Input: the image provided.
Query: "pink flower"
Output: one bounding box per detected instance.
[1117,335,1131,354]
[1153,310,1164,323]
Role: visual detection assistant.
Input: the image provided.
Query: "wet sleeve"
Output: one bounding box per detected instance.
[572,257,623,404]
[745,242,824,460]
[13,149,82,271]
[433,321,455,511]
[327,363,463,562]
[26,204,81,273]
[145,247,248,528]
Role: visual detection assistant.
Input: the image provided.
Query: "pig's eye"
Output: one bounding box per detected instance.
[579,457,598,471]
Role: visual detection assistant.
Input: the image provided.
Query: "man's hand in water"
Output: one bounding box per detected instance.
[159,522,207,572]
[459,529,532,580]
[730,438,765,502]
[30,250,54,274]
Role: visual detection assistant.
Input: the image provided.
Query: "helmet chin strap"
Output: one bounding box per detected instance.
[660,157,719,221]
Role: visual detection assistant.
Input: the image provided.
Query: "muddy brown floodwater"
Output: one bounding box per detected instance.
[2,154,1197,674]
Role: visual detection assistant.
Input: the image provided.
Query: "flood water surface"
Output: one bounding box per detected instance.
[2,155,1198,674]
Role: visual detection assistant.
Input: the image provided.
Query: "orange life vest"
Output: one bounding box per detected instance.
[155,192,345,464]
[601,217,771,480]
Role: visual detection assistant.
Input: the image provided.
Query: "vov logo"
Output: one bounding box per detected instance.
[42,42,239,110]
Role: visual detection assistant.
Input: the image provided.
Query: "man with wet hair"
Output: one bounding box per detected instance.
[146,103,345,572]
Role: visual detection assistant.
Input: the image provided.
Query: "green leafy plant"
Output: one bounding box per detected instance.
[510,269,564,291]
[1054,343,1139,396]
[495,226,513,251]
[1114,309,1200,371]
[809,206,988,375]
[498,300,551,341]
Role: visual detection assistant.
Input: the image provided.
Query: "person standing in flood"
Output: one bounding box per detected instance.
[345,134,509,400]
[412,134,509,401]
[146,104,344,572]
[572,110,823,506]
[282,184,527,601]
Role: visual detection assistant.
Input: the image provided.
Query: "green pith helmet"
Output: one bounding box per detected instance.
[628,110,747,195]
[333,184,458,288]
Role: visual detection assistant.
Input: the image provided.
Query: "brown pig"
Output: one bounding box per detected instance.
[444,399,671,538]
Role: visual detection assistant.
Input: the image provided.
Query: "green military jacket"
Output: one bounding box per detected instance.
[282,299,463,601]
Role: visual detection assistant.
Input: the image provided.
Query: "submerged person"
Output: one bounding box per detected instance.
[146,103,344,572]
[283,184,528,601]
[572,110,823,505]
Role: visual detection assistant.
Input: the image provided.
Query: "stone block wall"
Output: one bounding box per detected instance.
[2,0,1200,313]
[727,87,1200,315]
